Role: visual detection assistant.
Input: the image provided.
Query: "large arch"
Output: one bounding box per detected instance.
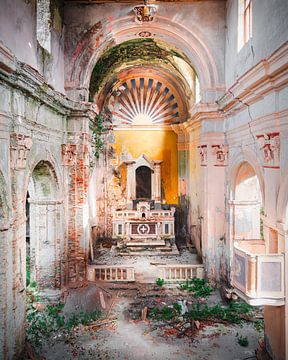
[66,16,224,103]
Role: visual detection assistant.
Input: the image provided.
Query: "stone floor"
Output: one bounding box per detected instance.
[36,283,264,360]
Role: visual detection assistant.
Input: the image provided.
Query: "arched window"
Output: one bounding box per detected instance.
[136,166,152,199]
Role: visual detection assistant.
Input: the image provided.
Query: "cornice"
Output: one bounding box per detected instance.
[183,102,224,131]
[218,42,288,115]
[226,109,288,143]
[0,43,98,120]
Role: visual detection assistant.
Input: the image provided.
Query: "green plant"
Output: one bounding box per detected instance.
[91,113,104,159]
[180,278,213,298]
[155,278,165,287]
[185,300,254,325]
[254,319,264,332]
[26,283,101,347]
[89,38,189,99]
[149,303,182,321]
[237,335,249,347]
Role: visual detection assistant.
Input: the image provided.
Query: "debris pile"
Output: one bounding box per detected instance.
[126,279,263,341]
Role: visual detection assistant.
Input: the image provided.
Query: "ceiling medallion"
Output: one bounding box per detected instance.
[138,31,152,38]
[133,1,157,23]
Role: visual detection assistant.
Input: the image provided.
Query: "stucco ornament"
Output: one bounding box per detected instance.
[211,144,228,166]
[198,145,207,166]
[10,133,33,169]
[133,3,157,23]
[257,133,280,167]
[61,144,77,166]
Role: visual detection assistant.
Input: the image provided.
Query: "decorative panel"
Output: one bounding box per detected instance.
[233,251,246,291]
[131,223,156,235]
[260,261,281,292]
[113,77,181,125]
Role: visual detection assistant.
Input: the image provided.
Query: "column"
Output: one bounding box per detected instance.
[124,161,135,209]
[152,160,162,206]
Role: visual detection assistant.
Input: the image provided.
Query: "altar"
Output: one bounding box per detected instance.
[111,154,178,255]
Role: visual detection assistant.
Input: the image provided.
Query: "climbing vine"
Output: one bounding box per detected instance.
[91,111,113,160]
[91,113,104,159]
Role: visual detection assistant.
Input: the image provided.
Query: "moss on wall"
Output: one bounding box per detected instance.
[89,38,189,100]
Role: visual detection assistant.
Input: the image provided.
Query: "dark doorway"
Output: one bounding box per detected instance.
[136,166,151,199]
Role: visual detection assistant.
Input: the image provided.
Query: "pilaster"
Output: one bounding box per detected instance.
[64,106,96,283]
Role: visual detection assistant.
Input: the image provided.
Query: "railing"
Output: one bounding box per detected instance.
[157,264,204,282]
[232,242,285,305]
[87,265,135,282]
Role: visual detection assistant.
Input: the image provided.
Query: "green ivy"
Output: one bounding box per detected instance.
[91,113,104,159]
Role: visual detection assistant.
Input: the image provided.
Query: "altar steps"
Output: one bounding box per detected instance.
[119,240,179,256]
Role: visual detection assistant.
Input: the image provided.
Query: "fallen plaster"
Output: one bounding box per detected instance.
[25,282,264,360]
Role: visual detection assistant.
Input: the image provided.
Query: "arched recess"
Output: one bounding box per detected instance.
[232,162,263,241]
[26,161,62,292]
[96,66,190,123]
[228,150,265,203]
[136,166,152,200]
[66,16,223,103]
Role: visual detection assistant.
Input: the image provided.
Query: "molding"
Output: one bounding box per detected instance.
[226,109,288,143]
[0,42,16,75]
[0,43,98,121]
[233,288,285,307]
[183,102,224,132]
[219,42,288,114]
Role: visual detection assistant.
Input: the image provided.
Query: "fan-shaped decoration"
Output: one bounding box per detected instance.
[112,77,182,126]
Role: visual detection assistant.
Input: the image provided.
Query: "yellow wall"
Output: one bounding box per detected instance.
[114,129,178,204]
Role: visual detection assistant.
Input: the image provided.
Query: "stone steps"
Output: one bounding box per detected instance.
[126,241,166,247]
[120,244,179,256]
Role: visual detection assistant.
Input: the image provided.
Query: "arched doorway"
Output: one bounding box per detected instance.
[27,161,62,294]
[136,166,152,200]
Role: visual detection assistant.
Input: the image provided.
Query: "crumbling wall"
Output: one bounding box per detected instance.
[0,40,97,358]
[0,0,65,92]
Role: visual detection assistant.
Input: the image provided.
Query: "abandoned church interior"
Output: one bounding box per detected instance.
[0,0,288,359]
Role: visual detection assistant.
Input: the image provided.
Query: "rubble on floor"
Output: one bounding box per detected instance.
[24,281,265,360]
